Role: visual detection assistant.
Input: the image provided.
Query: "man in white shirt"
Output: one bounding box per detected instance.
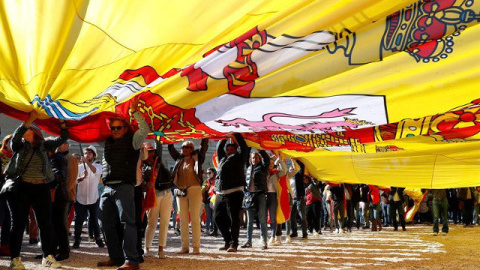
[73,145,104,249]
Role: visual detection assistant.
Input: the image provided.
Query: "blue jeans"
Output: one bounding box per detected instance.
[381,202,390,225]
[246,193,268,244]
[99,184,139,264]
[266,192,278,238]
[75,200,101,241]
[205,202,214,232]
[370,203,381,222]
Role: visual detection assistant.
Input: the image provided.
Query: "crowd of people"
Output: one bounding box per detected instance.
[0,105,479,270]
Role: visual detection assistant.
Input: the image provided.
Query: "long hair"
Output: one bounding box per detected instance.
[0,134,12,152]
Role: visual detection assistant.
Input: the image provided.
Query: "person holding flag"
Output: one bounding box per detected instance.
[73,145,104,249]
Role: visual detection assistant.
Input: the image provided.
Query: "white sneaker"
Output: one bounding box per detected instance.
[42,255,61,268]
[275,236,282,245]
[268,237,277,246]
[313,232,320,238]
[285,236,292,243]
[335,229,340,234]
[10,257,25,270]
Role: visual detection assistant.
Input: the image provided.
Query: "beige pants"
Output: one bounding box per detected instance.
[177,186,202,249]
[145,189,173,248]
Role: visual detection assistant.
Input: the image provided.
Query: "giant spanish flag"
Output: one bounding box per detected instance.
[0,0,479,188]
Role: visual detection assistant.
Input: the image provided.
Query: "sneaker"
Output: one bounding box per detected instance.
[289,233,298,238]
[275,236,282,245]
[301,234,308,239]
[174,228,181,236]
[268,237,277,246]
[42,255,61,268]
[335,228,340,234]
[313,232,320,238]
[285,236,292,243]
[10,257,25,270]
[241,242,252,248]
[262,243,268,250]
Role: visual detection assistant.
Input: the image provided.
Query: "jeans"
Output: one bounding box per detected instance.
[74,200,101,241]
[8,182,54,259]
[323,200,332,229]
[461,199,475,225]
[214,191,243,248]
[370,203,381,222]
[205,202,216,233]
[345,199,354,229]
[433,198,449,233]
[306,201,321,233]
[291,197,308,236]
[285,196,293,235]
[99,184,139,264]
[134,186,146,256]
[177,186,203,249]
[145,189,172,248]
[390,201,406,230]
[381,202,390,225]
[333,200,345,229]
[246,193,268,244]
[52,199,70,254]
[0,197,11,246]
[266,192,278,238]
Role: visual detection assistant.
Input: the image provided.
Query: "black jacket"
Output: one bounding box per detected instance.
[50,152,68,202]
[389,187,405,203]
[151,140,172,191]
[215,134,249,192]
[330,184,345,202]
[293,160,306,198]
[245,150,270,193]
[102,133,140,185]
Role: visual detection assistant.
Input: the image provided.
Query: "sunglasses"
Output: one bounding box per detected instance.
[182,146,193,149]
[110,126,124,131]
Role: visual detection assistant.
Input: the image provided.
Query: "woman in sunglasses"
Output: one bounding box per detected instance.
[168,139,209,254]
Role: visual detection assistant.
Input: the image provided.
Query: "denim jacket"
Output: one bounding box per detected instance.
[4,124,69,182]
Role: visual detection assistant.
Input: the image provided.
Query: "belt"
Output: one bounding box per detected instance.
[22,178,48,184]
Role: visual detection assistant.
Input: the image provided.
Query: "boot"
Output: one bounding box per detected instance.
[371,220,377,231]
[378,222,382,231]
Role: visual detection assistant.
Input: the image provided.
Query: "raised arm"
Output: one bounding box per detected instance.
[132,111,150,150]
[12,111,39,152]
[259,150,270,172]
[154,139,163,162]
[216,139,227,161]
[45,121,69,151]
[167,144,180,161]
[234,133,248,163]
[198,138,209,165]
[296,160,305,177]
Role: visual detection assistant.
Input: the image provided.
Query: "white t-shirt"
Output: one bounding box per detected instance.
[76,163,103,205]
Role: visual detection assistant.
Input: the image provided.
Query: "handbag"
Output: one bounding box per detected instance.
[242,192,256,210]
[0,150,35,198]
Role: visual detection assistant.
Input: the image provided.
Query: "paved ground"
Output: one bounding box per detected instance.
[0,224,479,270]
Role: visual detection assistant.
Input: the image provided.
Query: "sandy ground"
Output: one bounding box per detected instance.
[0,224,479,270]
